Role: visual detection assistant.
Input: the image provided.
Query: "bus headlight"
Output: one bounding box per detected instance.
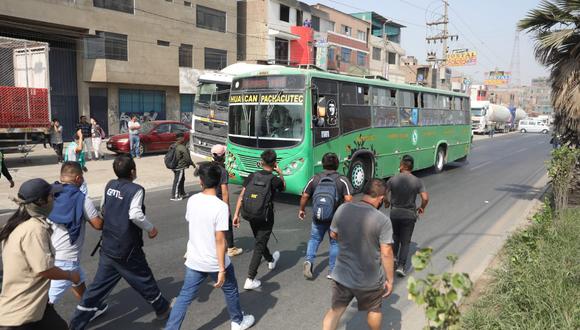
[282,158,305,175]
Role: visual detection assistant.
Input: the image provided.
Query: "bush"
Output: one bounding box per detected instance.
[461,206,580,329]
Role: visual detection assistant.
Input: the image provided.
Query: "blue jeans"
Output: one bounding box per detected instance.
[49,259,86,304]
[165,264,243,330]
[306,221,338,272]
[130,134,140,158]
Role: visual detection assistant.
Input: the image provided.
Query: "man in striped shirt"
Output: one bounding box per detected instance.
[298,152,353,280]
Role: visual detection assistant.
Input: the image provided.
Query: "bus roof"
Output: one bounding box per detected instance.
[232,66,469,98]
[198,63,285,84]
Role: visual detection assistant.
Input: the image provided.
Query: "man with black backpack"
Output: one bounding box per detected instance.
[232,150,285,290]
[298,152,353,280]
[166,133,194,201]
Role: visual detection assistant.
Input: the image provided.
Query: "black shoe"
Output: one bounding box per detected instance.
[156,305,171,321]
[82,166,88,172]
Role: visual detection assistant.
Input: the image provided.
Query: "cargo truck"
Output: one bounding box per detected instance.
[0,37,50,153]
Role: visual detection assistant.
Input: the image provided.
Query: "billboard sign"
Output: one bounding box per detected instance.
[484,70,511,85]
[446,49,477,67]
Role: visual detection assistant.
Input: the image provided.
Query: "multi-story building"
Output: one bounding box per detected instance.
[238,0,308,65]
[529,77,553,114]
[0,0,237,136]
[311,3,370,75]
[350,11,406,83]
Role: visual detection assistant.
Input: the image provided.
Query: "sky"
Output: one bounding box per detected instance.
[307,0,548,85]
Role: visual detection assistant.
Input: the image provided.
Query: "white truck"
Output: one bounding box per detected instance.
[471,100,511,134]
[190,63,282,158]
[0,37,51,153]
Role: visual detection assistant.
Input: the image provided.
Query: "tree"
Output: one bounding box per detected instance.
[518,0,580,145]
[519,0,580,206]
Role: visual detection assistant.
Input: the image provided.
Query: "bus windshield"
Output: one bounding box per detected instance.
[229,103,304,148]
[197,83,230,106]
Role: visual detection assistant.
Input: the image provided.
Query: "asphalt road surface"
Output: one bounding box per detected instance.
[0,133,551,329]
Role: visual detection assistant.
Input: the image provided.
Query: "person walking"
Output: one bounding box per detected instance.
[385,155,429,277]
[170,132,194,201]
[298,152,353,280]
[90,118,105,160]
[0,150,14,188]
[65,130,87,172]
[69,155,171,330]
[322,179,395,330]
[47,162,106,318]
[128,115,141,158]
[233,150,284,290]
[76,116,92,161]
[165,163,255,330]
[50,118,64,163]
[0,179,81,330]
[210,144,243,257]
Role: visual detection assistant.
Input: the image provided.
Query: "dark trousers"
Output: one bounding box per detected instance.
[248,219,274,279]
[69,249,169,330]
[225,215,234,248]
[0,304,67,330]
[52,143,63,162]
[172,169,186,199]
[390,217,416,268]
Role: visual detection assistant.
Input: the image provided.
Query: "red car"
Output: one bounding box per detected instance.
[107,120,191,155]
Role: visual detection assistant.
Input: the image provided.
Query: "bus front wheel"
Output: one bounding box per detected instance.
[434,147,446,173]
[349,158,371,194]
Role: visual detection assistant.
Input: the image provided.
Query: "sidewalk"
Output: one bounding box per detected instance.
[1,145,203,214]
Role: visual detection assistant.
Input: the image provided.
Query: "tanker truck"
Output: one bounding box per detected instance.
[471,100,511,134]
[508,107,527,130]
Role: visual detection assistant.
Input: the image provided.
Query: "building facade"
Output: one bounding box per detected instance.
[0,0,237,136]
[529,77,553,114]
[351,12,406,83]
[311,4,370,75]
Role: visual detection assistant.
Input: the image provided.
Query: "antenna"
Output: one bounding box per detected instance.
[509,31,521,87]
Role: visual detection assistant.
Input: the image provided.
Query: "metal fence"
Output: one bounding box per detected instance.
[0,36,50,131]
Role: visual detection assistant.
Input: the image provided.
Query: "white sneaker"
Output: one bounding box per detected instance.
[231,314,255,330]
[243,278,261,290]
[268,251,280,270]
[90,303,108,321]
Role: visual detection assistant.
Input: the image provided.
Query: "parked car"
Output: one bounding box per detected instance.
[518,119,550,134]
[107,120,191,155]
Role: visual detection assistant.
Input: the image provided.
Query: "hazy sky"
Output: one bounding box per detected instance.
[307,0,548,85]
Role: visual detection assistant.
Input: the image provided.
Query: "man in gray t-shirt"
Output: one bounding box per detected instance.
[323,179,394,330]
[385,155,429,277]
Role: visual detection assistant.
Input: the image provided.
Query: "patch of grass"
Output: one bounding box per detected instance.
[461,206,580,330]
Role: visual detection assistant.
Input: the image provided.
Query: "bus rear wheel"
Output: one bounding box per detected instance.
[349,158,371,194]
[434,147,446,173]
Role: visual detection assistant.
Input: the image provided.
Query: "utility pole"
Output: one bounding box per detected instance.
[508,31,521,87]
[425,0,458,88]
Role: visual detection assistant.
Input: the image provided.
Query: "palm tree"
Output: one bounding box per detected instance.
[518,0,580,206]
[518,0,579,145]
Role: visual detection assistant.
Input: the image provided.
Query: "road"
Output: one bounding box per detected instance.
[0,133,551,329]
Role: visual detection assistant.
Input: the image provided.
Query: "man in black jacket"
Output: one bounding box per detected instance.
[170,133,194,201]
[69,155,170,329]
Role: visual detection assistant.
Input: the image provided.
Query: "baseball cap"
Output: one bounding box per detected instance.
[211,144,227,156]
[18,178,63,203]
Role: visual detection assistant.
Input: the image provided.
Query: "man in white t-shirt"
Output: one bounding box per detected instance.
[48,162,108,318]
[165,163,255,330]
[128,115,141,158]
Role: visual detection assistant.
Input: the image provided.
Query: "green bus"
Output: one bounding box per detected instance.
[225,67,471,195]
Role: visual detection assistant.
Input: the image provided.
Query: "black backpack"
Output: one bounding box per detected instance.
[311,174,339,222]
[241,172,274,221]
[164,143,179,169]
